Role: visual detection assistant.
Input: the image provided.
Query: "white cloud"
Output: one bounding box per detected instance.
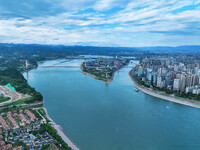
[0,0,200,46]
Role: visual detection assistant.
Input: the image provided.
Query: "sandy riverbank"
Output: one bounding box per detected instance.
[128,71,200,109]
[43,108,80,150]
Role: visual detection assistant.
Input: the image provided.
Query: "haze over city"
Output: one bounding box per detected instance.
[0,0,200,46]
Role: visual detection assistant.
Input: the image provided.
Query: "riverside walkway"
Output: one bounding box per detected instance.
[128,71,200,109]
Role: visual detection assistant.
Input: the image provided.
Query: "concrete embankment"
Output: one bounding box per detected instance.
[128,71,200,109]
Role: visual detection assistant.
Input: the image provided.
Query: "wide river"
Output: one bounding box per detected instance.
[24,59,200,150]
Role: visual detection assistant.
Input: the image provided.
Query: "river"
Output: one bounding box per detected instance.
[24,59,200,150]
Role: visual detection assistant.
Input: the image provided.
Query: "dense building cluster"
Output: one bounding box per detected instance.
[133,56,200,94]
[0,109,56,149]
[84,57,127,71]
[82,57,128,81]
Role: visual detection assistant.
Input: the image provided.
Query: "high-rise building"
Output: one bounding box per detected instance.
[174,65,179,72]
[193,88,200,94]
[153,73,157,86]
[146,68,153,81]
[186,86,195,93]
[158,68,162,76]
[180,74,186,91]
[157,76,165,88]
[165,74,171,87]
[198,70,200,84]
[186,74,199,87]
[137,66,143,77]
[192,74,199,86]
[173,79,180,91]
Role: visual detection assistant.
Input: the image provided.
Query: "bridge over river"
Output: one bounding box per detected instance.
[38,65,134,69]
[38,66,80,68]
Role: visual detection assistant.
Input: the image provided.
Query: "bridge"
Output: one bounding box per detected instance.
[37,65,135,69]
[38,66,80,68]
[124,66,134,68]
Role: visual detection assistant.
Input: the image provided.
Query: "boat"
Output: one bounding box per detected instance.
[134,88,139,92]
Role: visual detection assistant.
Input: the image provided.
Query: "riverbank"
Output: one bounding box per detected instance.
[23,61,80,149]
[43,107,80,150]
[80,65,116,84]
[128,71,200,109]
[0,93,79,149]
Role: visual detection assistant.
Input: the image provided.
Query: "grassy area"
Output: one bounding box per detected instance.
[38,108,46,116]
[12,141,28,149]
[38,108,51,123]
[0,97,10,103]
[0,104,43,113]
[0,68,43,103]
[31,109,43,120]
[40,123,72,150]
[4,97,32,106]
[42,144,51,150]
[30,108,51,123]
[84,69,114,82]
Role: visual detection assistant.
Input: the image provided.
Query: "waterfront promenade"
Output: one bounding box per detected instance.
[128,71,200,109]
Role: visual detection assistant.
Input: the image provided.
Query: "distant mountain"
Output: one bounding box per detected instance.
[0,43,200,54]
[137,45,200,52]
[0,43,139,53]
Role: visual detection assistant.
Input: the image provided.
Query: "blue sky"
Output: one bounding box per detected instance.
[0,0,200,47]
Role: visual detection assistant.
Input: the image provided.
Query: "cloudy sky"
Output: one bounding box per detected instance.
[0,0,200,47]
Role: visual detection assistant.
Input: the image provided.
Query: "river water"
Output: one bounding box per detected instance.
[24,59,200,150]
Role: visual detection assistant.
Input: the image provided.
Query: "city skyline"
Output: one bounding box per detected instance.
[0,0,200,47]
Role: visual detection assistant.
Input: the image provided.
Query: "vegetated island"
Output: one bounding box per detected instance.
[0,68,78,150]
[129,70,200,109]
[81,57,129,83]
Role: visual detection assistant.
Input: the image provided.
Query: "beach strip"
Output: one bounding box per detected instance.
[43,108,80,150]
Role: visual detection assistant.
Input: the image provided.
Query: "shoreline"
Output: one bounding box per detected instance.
[30,61,80,150]
[24,61,80,150]
[43,107,80,150]
[128,71,200,109]
[80,65,116,84]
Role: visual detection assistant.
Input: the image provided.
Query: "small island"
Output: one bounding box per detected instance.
[81,57,129,83]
